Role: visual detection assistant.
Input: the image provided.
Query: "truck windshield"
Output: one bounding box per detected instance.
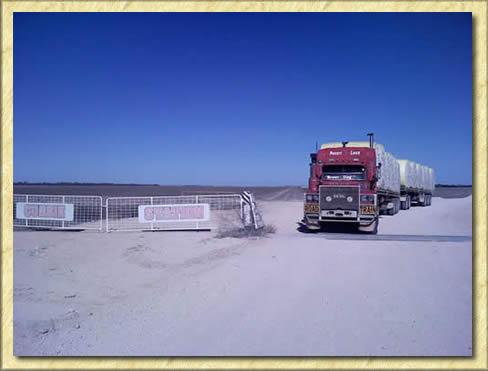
[322,165,366,180]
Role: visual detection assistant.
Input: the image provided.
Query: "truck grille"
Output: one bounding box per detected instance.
[319,186,360,211]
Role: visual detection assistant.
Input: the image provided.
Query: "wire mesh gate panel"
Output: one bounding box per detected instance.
[106,194,244,231]
[13,194,103,230]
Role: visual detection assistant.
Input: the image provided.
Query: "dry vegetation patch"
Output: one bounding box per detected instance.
[215,224,276,239]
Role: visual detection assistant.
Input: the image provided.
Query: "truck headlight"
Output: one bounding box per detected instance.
[346,196,353,202]
[326,196,332,202]
[306,194,319,202]
[360,194,375,204]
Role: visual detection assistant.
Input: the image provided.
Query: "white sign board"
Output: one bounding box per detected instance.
[138,203,210,223]
[16,202,74,221]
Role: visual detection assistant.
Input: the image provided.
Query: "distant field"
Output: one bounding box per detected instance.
[13,184,471,200]
[432,186,472,199]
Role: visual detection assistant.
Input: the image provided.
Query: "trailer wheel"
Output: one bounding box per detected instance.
[389,199,400,215]
[419,195,426,207]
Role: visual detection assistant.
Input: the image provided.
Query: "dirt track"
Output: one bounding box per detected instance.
[13,195,471,356]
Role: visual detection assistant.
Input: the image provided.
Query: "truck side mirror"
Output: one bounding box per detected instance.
[310,153,317,164]
[375,163,382,181]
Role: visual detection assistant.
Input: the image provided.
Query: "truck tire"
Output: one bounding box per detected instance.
[419,195,426,207]
[359,219,378,234]
[400,200,407,210]
[389,199,399,215]
[304,225,319,233]
[406,195,411,209]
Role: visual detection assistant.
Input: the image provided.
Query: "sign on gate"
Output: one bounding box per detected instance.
[16,202,74,221]
[138,203,210,223]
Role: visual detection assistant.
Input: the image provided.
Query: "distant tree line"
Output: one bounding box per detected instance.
[435,184,472,187]
[14,181,472,187]
[13,181,161,186]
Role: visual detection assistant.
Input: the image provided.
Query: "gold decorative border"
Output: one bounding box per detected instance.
[1,1,486,369]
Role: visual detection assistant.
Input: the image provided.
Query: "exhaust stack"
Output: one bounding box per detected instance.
[367,133,374,148]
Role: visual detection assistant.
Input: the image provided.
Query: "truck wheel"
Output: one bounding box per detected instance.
[305,225,319,233]
[419,195,426,207]
[406,195,411,209]
[388,199,399,215]
[359,219,378,234]
[400,200,407,210]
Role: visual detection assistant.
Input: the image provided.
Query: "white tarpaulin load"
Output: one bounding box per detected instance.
[373,143,400,193]
[398,159,417,188]
[398,160,435,191]
[420,165,427,191]
[428,168,436,191]
[421,165,435,192]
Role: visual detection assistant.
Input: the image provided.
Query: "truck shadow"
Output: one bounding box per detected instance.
[296,221,363,234]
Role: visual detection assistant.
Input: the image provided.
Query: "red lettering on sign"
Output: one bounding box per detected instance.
[142,205,206,222]
[57,206,65,218]
[25,205,38,217]
[23,204,66,219]
[177,206,186,220]
[195,205,204,218]
[144,207,154,221]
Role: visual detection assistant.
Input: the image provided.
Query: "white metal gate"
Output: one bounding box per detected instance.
[106,194,244,232]
[13,194,103,230]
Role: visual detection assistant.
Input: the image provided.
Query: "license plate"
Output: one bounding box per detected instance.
[360,205,376,215]
[304,204,319,214]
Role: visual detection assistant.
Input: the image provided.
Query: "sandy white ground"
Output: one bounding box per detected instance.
[13,196,472,356]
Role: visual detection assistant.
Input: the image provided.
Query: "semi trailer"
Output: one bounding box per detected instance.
[303,133,434,234]
[397,160,435,209]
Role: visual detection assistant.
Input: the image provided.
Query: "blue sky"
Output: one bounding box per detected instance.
[14,12,472,185]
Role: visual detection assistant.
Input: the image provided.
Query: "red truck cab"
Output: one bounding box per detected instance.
[304,140,380,234]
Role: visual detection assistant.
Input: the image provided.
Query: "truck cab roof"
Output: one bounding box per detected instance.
[320,141,384,151]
